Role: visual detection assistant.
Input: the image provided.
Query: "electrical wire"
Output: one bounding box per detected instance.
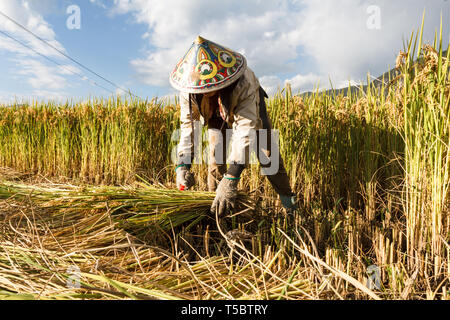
[0,10,141,99]
[0,28,116,95]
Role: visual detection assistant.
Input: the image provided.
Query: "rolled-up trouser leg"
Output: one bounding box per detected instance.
[257,87,294,197]
[208,128,227,192]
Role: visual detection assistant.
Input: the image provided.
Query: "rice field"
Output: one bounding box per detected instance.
[0,26,448,300]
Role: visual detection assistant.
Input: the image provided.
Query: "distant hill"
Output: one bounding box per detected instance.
[301,49,448,97]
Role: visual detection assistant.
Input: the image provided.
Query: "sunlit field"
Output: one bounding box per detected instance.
[0,26,448,300]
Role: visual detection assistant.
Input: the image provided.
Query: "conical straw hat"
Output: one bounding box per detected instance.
[170,36,247,94]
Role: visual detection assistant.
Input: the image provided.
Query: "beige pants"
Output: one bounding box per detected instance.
[207,127,293,196]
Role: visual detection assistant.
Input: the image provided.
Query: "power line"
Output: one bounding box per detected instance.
[0,10,141,99]
[0,29,116,95]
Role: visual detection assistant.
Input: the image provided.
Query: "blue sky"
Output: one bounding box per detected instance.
[44,1,154,98]
[0,0,449,103]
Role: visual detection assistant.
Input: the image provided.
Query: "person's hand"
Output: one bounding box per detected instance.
[176,166,195,191]
[210,176,239,216]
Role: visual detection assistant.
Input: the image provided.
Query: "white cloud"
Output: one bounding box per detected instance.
[0,89,68,104]
[286,73,323,94]
[260,73,323,95]
[0,91,15,105]
[29,89,69,102]
[16,59,69,90]
[110,0,304,87]
[89,0,107,9]
[296,0,449,86]
[0,0,66,57]
[111,0,449,93]
[259,75,284,96]
[0,0,74,99]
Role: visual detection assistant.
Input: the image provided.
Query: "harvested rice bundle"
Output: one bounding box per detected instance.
[0,195,315,301]
[0,181,255,233]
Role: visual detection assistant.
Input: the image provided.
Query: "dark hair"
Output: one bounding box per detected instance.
[192,78,241,114]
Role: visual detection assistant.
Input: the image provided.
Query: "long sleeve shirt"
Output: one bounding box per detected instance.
[177,67,263,171]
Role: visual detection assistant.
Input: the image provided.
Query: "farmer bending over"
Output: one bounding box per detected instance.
[170,36,297,216]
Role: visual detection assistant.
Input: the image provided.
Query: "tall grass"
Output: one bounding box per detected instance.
[0,96,178,185]
[401,20,450,271]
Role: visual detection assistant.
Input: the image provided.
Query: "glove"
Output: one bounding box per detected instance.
[210,176,239,216]
[280,194,298,212]
[176,165,195,191]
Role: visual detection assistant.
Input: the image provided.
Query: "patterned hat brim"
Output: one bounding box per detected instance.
[169,60,246,94]
[169,37,247,94]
